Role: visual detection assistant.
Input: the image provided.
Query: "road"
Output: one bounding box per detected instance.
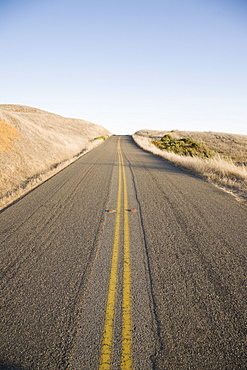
[1,135,246,369]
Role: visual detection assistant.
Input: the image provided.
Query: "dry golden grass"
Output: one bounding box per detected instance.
[0,104,111,209]
[133,131,247,204]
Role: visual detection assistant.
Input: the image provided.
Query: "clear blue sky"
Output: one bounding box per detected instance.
[1,0,247,134]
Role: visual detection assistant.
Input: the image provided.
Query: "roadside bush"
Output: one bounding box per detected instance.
[90,136,108,142]
[152,135,214,159]
[161,134,173,142]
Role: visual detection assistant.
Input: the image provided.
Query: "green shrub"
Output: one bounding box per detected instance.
[152,136,214,159]
[90,136,107,142]
[161,134,173,142]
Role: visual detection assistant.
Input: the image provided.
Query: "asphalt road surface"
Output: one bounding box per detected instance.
[1,135,246,369]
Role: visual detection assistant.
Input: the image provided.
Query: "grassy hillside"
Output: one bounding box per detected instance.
[136,129,247,165]
[0,104,111,209]
[133,130,247,204]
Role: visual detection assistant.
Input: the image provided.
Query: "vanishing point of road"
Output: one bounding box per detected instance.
[1,135,246,369]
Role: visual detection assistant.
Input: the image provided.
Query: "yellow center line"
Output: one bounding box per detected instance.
[99,138,132,370]
[120,148,132,369]
[99,143,122,370]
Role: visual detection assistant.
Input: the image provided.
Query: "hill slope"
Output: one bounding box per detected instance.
[0,104,111,209]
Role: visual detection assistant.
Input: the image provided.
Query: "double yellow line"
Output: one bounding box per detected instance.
[99,139,132,370]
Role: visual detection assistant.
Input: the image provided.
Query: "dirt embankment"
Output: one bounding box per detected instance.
[0,119,21,151]
[0,104,111,209]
